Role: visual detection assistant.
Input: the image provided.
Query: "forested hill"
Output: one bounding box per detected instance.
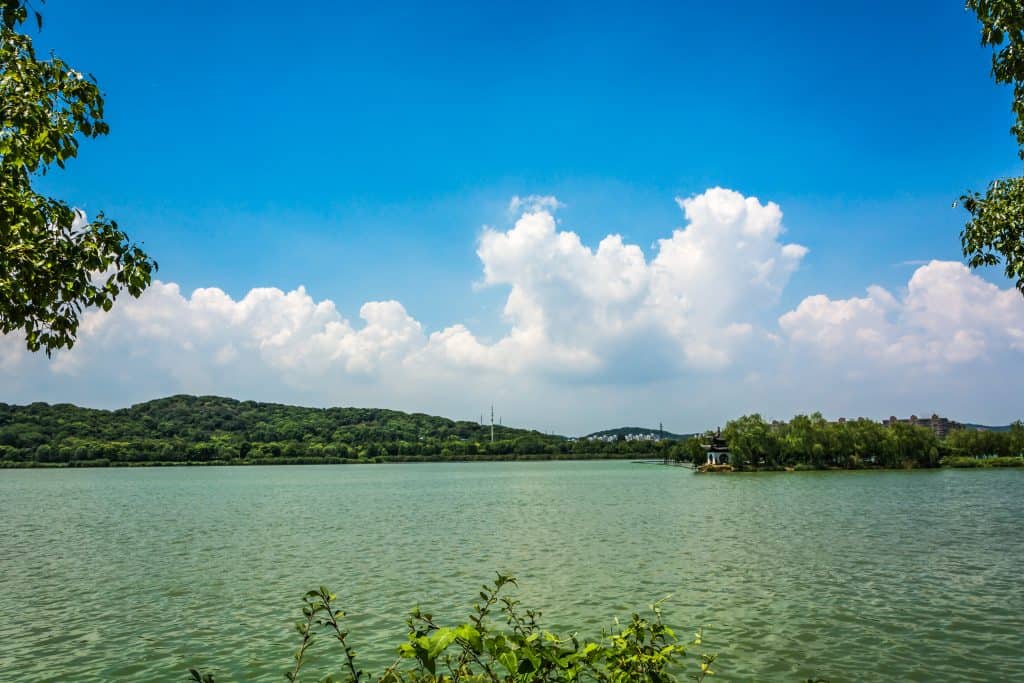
[0,395,664,465]
[0,395,538,445]
[963,423,1013,433]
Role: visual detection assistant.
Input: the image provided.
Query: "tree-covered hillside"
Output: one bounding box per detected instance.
[962,423,1013,433]
[0,395,666,465]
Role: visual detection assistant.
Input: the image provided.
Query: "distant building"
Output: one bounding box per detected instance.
[586,431,664,443]
[829,417,871,426]
[883,414,963,438]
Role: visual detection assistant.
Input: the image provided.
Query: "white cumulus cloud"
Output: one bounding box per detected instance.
[2,190,1023,431]
[427,187,807,376]
[42,282,423,386]
[779,260,1024,369]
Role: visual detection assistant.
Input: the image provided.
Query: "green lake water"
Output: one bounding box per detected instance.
[0,462,1021,681]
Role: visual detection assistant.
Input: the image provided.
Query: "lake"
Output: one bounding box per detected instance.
[0,462,1021,681]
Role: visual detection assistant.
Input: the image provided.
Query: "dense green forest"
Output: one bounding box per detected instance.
[0,395,671,466]
[676,413,1024,470]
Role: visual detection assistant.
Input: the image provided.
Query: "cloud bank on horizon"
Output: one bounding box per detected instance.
[2,188,1022,433]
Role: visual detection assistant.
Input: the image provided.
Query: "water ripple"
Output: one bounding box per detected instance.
[0,464,1021,681]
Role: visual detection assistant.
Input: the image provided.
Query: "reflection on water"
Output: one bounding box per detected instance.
[0,463,1021,681]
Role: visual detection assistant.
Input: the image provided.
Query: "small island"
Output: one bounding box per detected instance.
[681,413,1024,472]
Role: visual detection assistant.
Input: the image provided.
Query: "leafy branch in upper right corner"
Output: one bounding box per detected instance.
[960,1,1024,294]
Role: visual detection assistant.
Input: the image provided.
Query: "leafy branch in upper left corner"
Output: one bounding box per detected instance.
[1,0,156,355]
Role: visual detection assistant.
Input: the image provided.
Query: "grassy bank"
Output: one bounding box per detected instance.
[942,456,1024,468]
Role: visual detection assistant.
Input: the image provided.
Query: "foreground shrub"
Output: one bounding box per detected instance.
[189,574,720,682]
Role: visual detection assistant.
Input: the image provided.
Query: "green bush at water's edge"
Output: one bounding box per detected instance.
[188,575,828,683]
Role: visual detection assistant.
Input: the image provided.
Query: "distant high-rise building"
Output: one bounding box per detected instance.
[883,414,963,438]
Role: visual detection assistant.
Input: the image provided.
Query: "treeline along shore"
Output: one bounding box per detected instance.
[680,413,1024,471]
[0,395,1021,469]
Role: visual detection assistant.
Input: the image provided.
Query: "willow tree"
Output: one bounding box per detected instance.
[961,0,1024,295]
[1,0,155,354]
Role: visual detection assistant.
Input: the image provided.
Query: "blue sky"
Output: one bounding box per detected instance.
[6,0,1024,432]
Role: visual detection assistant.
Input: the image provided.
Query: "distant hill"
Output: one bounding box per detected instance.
[0,395,666,466]
[964,423,1015,433]
[583,426,695,441]
[0,394,547,444]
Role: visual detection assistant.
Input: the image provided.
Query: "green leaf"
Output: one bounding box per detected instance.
[498,651,518,674]
[426,627,458,659]
[455,624,482,653]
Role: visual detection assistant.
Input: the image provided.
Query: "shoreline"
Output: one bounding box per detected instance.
[2,456,1022,470]
[0,453,644,469]
[691,458,1024,473]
